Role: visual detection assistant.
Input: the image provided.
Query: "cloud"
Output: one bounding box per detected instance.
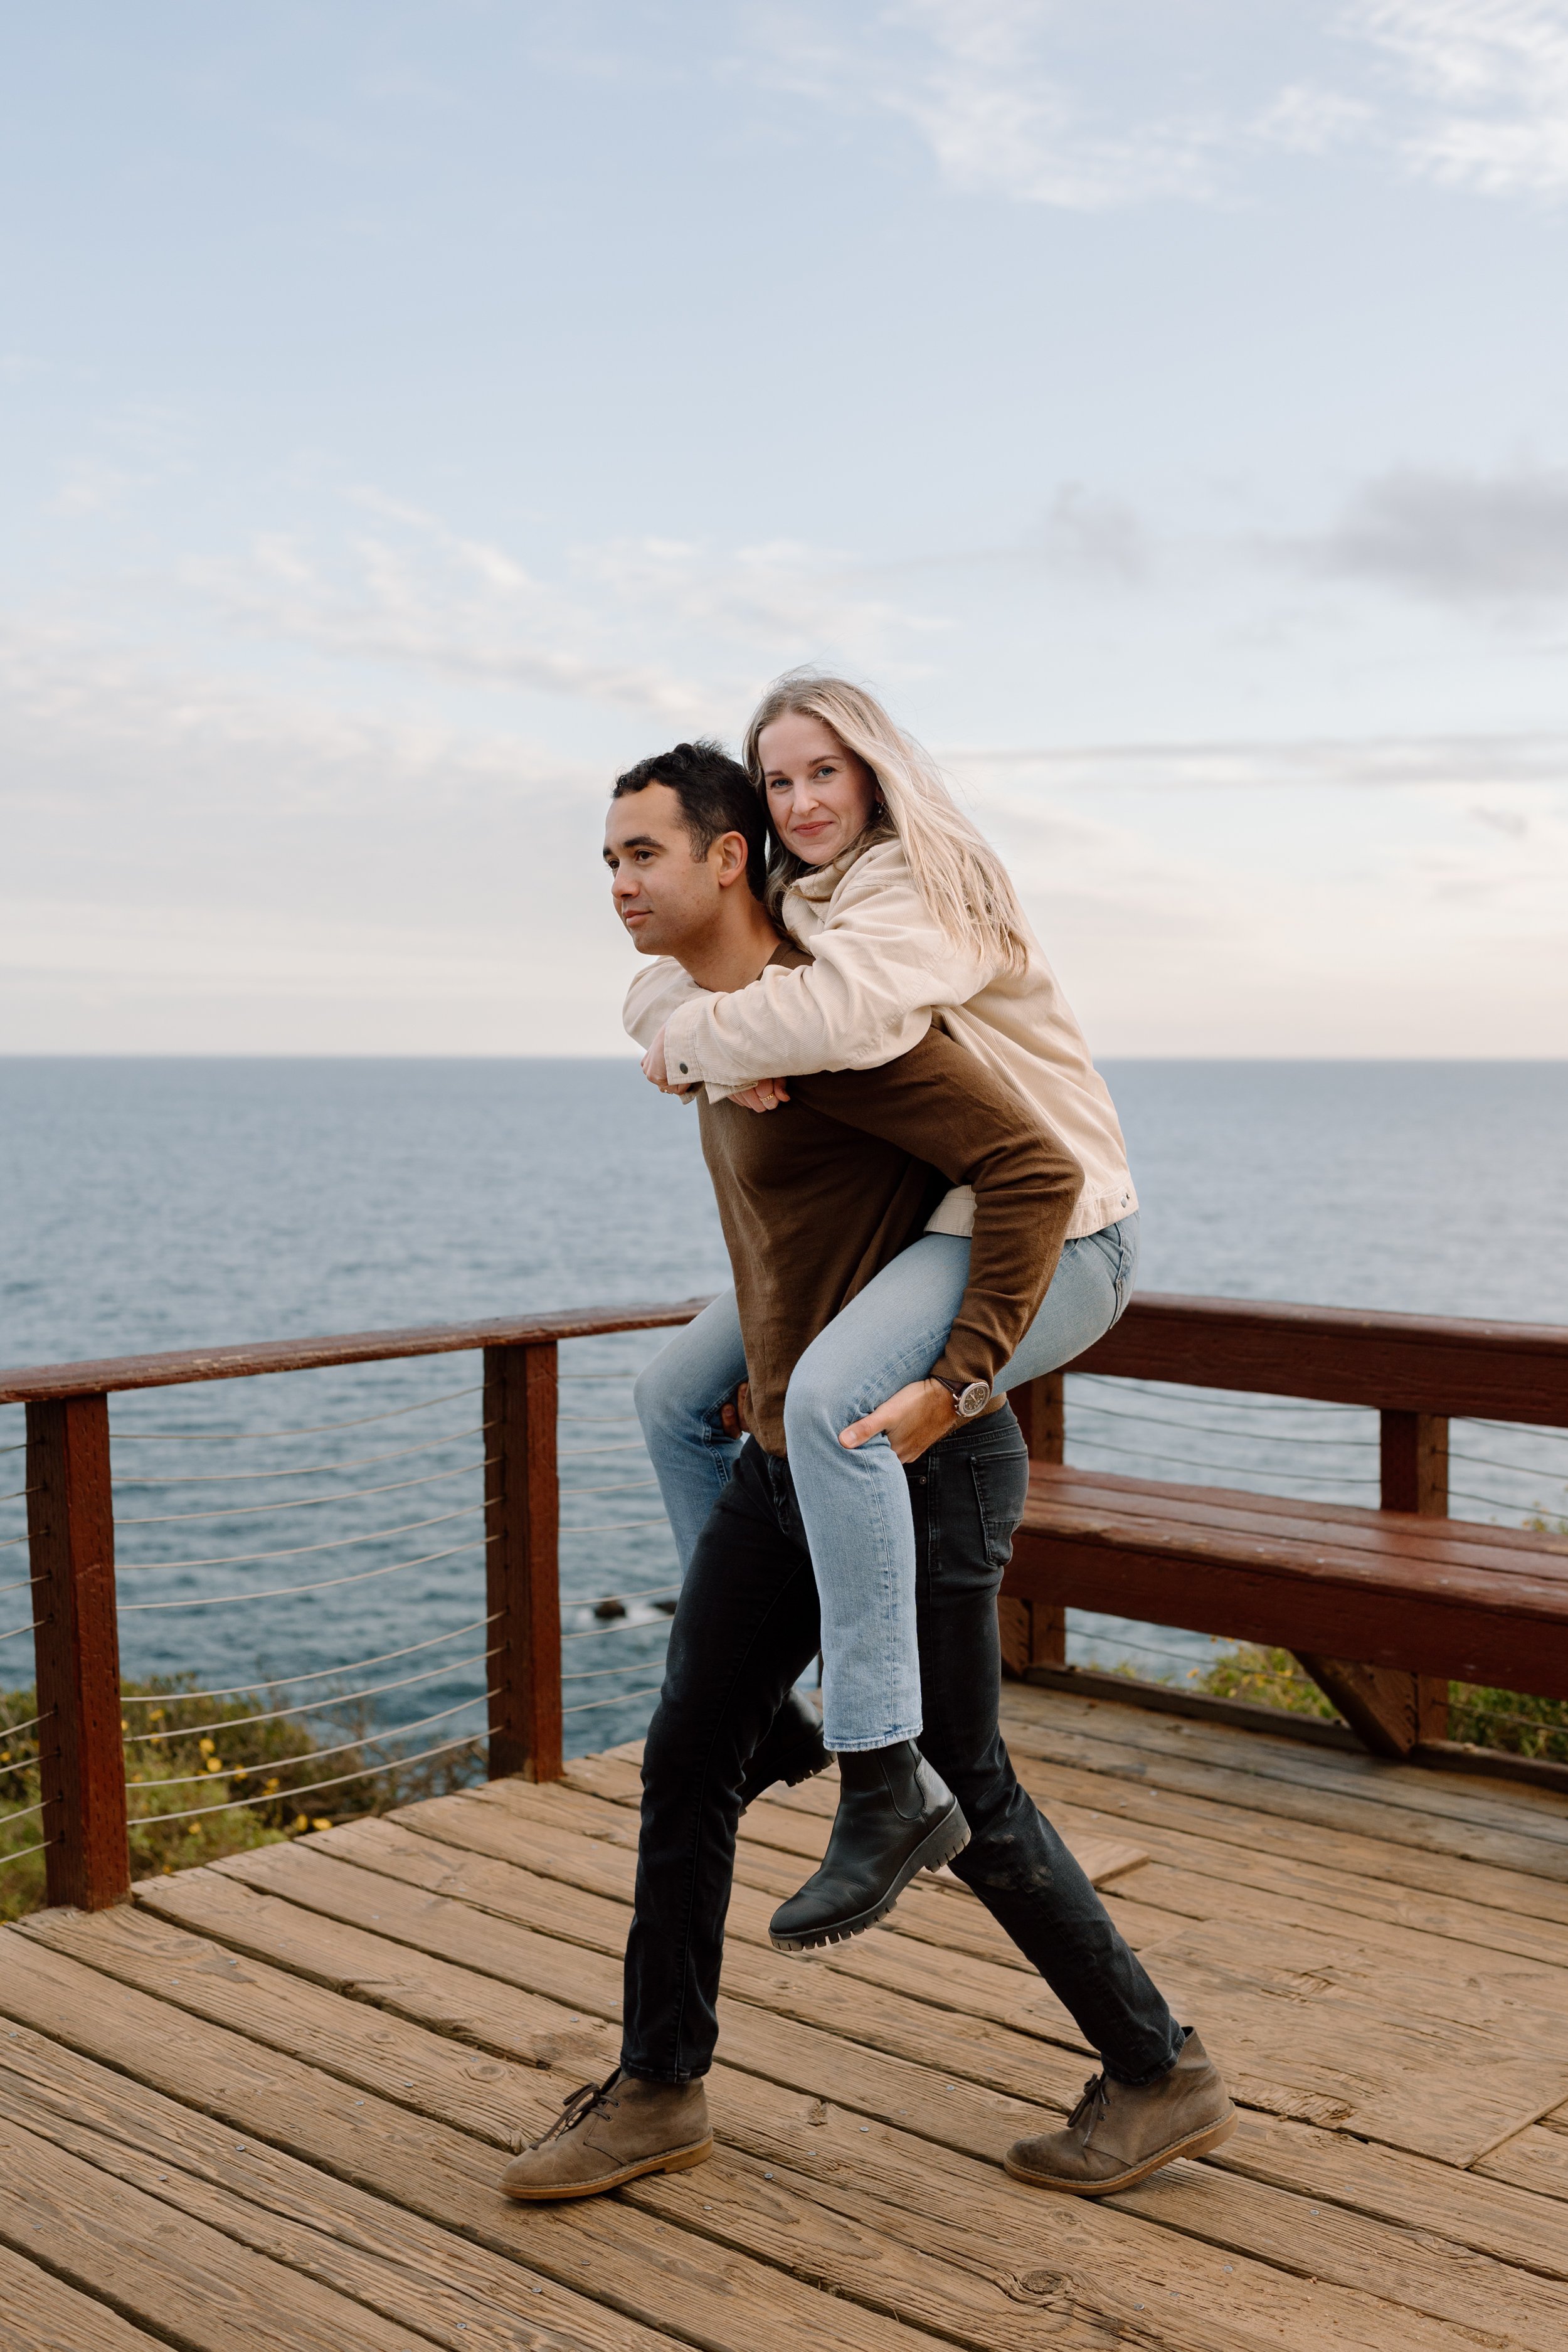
[1350,0,1568,197]
[746,1,1568,208]
[944,728,1568,792]
[1293,463,1568,604]
[188,497,950,719]
[0,614,596,816]
[1031,484,1150,583]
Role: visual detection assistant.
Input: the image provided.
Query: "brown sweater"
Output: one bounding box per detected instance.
[696,958,1084,1454]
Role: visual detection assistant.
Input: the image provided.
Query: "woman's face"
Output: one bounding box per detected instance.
[758,711,879,867]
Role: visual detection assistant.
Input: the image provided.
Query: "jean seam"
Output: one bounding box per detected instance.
[654,1552,817,2080]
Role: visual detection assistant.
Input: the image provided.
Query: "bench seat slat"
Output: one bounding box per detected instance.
[1029,1467,1568,1576]
[1008,1465,1568,1700]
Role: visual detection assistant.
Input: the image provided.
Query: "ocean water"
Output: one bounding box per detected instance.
[3,1057,1567,1766]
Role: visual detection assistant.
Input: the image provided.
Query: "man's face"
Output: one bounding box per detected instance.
[603,781,726,959]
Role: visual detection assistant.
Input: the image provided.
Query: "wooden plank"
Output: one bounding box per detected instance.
[16,1901,1548,2352]
[1007,1507,1568,1700]
[997,1698,1568,1883]
[7,1286,1565,1415]
[509,1766,1568,2028]
[1074,1290,1568,1425]
[1022,1465,1568,1564]
[0,2021,686,2352]
[1000,1733,1568,1930]
[131,1852,1568,2290]
[992,1693,1568,1853]
[123,1865,1057,2163]
[0,2115,434,2352]
[199,1830,1101,2112]
[26,1394,130,1912]
[1003,1680,1568,1836]
[0,2241,169,2352]
[218,1803,1568,2166]
[0,1298,712,1404]
[0,1932,964,2352]
[484,1340,561,1782]
[1210,2109,1568,2279]
[1476,2124,1568,2203]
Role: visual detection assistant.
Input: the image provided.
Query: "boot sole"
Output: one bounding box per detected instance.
[1003,2107,1238,2196]
[501,2134,714,2203]
[769,1806,970,1952]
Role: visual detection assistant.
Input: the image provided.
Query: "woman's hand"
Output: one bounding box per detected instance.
[728,1078,792,1113]
[839,1378,955,1464]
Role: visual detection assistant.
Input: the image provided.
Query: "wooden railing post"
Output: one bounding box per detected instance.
[1001,1373,1067,1677]
[484,1342,562,1782]
[1295,1407,1453,1754]
[26,1394,130,1910]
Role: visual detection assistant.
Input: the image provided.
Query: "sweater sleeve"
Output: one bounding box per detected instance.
[660,845,995,1091]
[622,956,708,1051]
[795,1032,1084,1394]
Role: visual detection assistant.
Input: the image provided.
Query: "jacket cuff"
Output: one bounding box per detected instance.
[661,999,710,1086]
[929,1342,1002,1394]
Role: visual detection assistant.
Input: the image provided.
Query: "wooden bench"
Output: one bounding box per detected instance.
[1001,1293,1568,1758]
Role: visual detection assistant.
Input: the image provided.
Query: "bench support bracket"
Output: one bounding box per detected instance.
[1292,1408,1452,1755]
[1002,1375,1067,1678]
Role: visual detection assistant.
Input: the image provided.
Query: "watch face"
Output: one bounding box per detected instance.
[957,1380,990,1417]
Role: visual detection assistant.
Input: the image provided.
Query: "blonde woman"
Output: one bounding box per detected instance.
[627,675,1139,1859]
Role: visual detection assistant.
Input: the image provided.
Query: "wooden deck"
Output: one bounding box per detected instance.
[4,1683,1568,2352]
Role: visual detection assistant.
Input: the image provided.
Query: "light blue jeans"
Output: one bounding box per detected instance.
[634,1214,1139,1752]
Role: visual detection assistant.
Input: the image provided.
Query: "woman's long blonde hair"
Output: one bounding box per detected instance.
[741,672,1030,977]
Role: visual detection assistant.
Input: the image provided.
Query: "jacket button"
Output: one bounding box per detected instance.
[679,1062,689,1074]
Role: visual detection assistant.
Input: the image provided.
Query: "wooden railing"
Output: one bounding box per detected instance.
[4,1290,1566,1914]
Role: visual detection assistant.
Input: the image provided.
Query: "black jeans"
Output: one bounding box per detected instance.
[620,1406,1182,2087]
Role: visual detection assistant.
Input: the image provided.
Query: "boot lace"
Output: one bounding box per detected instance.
[529,2069,620,2151]
[1067,2074,1110,2137]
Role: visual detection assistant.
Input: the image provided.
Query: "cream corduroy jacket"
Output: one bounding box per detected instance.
[622,837,1136,1244]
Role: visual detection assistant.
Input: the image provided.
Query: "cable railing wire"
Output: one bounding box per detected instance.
[558,1478,659,1500]
[111,1384,484,1441]
[115,1500,484,1574]
[563,1683,665,1716]
[0,1618,42,1647]
[558,1514,670,1536]
[121,1532,494,1612]
[124,1646,501,1744]
[129,1732,489,1828]
[1070,1377,1355,1416]
[126,1692,499,1794]
[1067,1396,1377,1449]
[112,1426,492,1488]
[118,1617,499,1703]
[0,1840,51,1868]
[0,1710,53,1740]
[115,1455,490,1528]
[1065,1433,1379,1486]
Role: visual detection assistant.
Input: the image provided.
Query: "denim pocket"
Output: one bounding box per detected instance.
[969,1442,1031,1571]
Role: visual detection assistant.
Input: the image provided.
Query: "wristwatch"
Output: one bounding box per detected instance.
[932,1375,991,1419]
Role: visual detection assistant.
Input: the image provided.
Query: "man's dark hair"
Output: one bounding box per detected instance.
[612,738,768,900]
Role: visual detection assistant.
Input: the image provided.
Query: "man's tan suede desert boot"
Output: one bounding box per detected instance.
[1004,2030,1236,2195]
[501,2069,712,2202]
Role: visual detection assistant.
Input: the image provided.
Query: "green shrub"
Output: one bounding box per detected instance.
[1,1673,480,1924]
[1192,1643,1568,1764]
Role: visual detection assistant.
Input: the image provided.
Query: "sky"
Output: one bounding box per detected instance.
[3,1,1566,1057]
